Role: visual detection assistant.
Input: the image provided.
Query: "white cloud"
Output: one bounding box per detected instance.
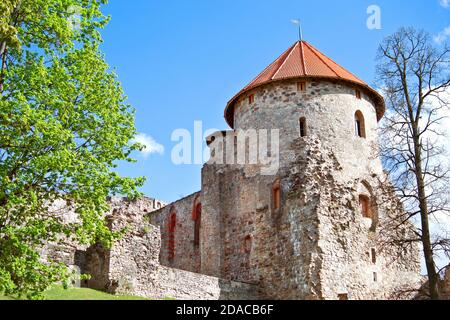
[132,133,164,157]
[434,26,450,44]
[440,0,449,8]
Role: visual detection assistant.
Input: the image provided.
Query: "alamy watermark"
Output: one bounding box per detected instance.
[67,5,82,31]
[367,5,382,30]
[171,121,280,176]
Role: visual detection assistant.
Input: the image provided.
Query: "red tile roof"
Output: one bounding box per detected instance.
[224,41,385,128]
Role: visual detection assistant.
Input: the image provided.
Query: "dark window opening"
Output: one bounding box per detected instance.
[248,94,255,104]
[194,203,201,248]
[272,180,281,210]
[297,81,306,92]
[371,248,377,264]
[168,210,176,262]
[355,111,366,138]
[356,89,361,99]
[359,195,373,219]
[355,119,362,137]
[299,117,307,137]
[244,235,252,254]
[373,272,378,282]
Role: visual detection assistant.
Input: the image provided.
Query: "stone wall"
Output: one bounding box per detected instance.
[196,79,421,299]
[80,197,259,300]
[80,197,162,293]
[148,192,201,273]
[291,139,421,300]
[149,266,259,300]
[232,79,383,184]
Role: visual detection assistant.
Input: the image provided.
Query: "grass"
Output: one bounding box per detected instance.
[0,286,149,301]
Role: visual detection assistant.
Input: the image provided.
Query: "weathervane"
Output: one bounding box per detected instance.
[291,19,303,41]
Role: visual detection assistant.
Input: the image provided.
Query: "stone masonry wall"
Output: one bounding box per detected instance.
[232,79,383,184]
[81,196,259,300]
[148,192,201,273]
[288,138,421,299]
[198,79,421,299]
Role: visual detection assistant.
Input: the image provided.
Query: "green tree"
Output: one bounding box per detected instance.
[0,0,144,299]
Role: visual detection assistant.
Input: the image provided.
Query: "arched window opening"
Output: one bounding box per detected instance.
[272,179,281,211]
[243,235,252,254]
[168,208,176,262]
[359,195,372,219]
[299,117,307,137]
[358,181,379,231]
[355,111,366,138]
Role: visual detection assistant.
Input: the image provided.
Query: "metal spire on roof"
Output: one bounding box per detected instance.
[291,19,303,41]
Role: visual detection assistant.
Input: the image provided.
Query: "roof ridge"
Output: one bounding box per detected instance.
[272,42,299,79]
[303,41,340,78]
[223,40,385,128]
[299,41,307,75]
[244,43,296,90]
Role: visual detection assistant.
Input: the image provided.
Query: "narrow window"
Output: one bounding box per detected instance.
[355,89,361,99]
[299,117,307,137]
[248,94,255,104]
[359,195,372,219]
[244,235,252,253]
[371,248,377,264]
[194,203,201,247]
[168,209,176,262]
[272,180,281,210]
[354,111,366,138]
[355,119,362,137]
[338,294,348,300]
[297,81,306,92]
[373,272,378,282]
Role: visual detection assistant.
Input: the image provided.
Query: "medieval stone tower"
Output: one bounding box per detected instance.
[145,40,421,300]
[42,40,428,300]
[38,37,431,300]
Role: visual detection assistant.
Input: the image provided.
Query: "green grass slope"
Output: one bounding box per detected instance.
[0,287,149,300]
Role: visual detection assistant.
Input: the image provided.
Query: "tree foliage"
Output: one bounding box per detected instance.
[0,0,144,299]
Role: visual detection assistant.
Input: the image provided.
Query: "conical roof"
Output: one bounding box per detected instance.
[225,41,385,127]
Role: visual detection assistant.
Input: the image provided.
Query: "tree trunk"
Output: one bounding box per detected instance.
[413,129,441,300]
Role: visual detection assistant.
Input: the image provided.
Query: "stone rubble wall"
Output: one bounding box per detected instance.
[149,266,259,300]
[290,138,422,300]
[79,196,258,300]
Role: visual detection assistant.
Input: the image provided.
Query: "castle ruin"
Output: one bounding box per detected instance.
[48,40,425,300]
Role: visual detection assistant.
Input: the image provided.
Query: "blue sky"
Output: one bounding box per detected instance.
[99,0,449,203]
